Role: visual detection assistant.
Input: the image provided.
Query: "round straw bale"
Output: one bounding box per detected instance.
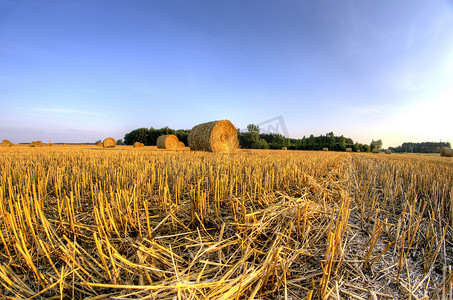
[31,141,43,147]
[103,137,116,148]
[385,149,392,154]
[372,149,380,153]
[157,134,179,150]
[323,148,328,151]
[282,147,287,150]
[47,143,52,147]
[441,147,453,157]
[96,143,103,147]
[2,140,13,147]
[357,150,361,153]
[346,148,352,152]
[133,142,144,148]
[178,141,185,148]
[188,120,238,152]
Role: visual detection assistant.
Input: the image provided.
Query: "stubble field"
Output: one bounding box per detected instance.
[0,146,452,299]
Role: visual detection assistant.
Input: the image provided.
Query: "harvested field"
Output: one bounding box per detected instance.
[0,147,452,299]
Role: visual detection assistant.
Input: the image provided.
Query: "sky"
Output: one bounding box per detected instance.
[1,0,453,147]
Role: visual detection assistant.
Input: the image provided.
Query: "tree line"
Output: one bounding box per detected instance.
[389,142,451,153]
[238,124,379,151]
[123,124,382,152]
[124,127,190,146]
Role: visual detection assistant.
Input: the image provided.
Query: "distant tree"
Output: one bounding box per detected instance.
[95,140,102,144]
[338,136,346,151]
[370,139,383,150]
[247,124,260,142]
[116,139,123,145]
[124,128,149,145]
[390,141,451,153]
[252,139,270,149]
[361,144,371,152]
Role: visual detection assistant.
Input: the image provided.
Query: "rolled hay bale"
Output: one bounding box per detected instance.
[133,142,144,148]
[96,143,103,147]
[30,141,43,147]
[441,147,453,157]
[2,140,13,147]
[178,141,185,148]
[157,134,180,150]
[103,137,116,148]
[346,148,352,152]
[323,148,328,151]
[47,143,52,147]
[282,147,287,150]
[372,149,380,153]
[188,120,238,152]
[385,149,392,154]
[357,150,361,153]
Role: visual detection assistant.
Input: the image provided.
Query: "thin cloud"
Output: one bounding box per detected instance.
[33,108,106,117]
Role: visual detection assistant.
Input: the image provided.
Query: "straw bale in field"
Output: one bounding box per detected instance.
[96,143,103,147]
[103,137,116,148]
[188,120,238,152]
[30,141,43,147]
[372,149,380,153]
[323,148,328,151]
[441,147,453,157]
[2,140,13,147]
[346,148,352,152]
[282,147,287,150]
[357,150,361,153]
[157,134,179,149]
[133,142,144,148]
[385,149,392,154]
[47,143,52,147]
[178,141,185,148]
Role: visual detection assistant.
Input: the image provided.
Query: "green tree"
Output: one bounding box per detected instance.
[116,139,123,145]
[338,136,346,151]
[252,139,270,149]
[247,124,260,142]
[370,139,383,150]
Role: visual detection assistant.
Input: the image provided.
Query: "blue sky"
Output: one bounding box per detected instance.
[1,0,453,147]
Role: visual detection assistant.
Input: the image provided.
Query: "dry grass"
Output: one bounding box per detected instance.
[0,148,451,299]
